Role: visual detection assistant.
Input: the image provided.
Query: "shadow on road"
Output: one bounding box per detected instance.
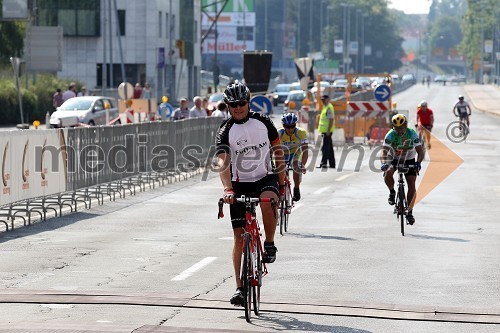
[0,212,99,244]
[285,232,355,241]
[406,234,469,242]
[248,313,372,332]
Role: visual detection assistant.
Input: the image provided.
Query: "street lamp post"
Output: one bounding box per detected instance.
[10,57,24,125]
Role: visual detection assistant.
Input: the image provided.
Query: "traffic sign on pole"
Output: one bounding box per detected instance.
[374,84,391,102]
[250,95,272,115]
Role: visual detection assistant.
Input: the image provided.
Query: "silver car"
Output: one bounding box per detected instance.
[50,96,119,128]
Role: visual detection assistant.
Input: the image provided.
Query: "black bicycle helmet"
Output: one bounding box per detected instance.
[223,80,251,103]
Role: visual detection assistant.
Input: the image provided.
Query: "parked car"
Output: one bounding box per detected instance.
[284,90,314,112]
[310,81,334,98]
[271,83,291,106]
[450,75,467,83]
[50,96,119,128]
[434,75,447,83]
[207,92,224,109]
[402,73,417,84]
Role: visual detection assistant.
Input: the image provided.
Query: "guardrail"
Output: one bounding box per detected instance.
[0,117,221,231]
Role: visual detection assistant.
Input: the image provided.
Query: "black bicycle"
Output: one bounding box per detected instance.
[391,164,418,236]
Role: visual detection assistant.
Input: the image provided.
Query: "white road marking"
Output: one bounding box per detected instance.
[218,237,233,240]
[171,257,217,281]
[336,172,357,182]
[313,186,331,195]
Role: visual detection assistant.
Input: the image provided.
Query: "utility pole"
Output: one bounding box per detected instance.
[479,0,484,83]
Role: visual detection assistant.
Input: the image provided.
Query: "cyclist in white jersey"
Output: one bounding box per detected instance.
[452,95,471,128]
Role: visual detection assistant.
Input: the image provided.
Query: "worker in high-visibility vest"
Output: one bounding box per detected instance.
[317,95,336,169]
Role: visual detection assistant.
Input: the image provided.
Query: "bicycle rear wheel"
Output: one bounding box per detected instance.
[398,187,405,236]
[253,243,262,316]
[242,235,252,322]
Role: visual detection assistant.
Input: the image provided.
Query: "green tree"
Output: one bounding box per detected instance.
[0,0,27,65]
[460,0,498,70]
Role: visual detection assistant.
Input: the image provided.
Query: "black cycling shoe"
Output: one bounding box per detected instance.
[407,212,415,225]
[388,190,396,205]
[230,288,244,306]
[293,188,301,202]
[263,242,278,263]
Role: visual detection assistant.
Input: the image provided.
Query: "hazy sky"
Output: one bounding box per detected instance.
[388,0,431,14]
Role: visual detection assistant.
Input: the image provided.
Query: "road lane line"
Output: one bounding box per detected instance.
[335,172,356,182]
[171,257,217,281]
[313,186,331,195]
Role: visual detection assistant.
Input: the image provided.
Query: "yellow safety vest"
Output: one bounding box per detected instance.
[318,103,335,133]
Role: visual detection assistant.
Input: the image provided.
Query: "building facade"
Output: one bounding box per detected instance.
[35,0,201,102]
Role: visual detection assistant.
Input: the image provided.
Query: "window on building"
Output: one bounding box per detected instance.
[159,12,162,37]
[237,26,253,41]
[117,10,126,36]
[37,0,100,37]
[166,13,169,38]
[172,14,176,36]
[194,20,198,43]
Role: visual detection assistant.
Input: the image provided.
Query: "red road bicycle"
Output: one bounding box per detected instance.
[218,196,275,322]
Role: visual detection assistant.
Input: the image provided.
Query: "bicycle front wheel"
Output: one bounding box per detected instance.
[279,198,285,235]
[253,242,262,316]
[242,235,252,322]
[284,186,291,232]
[398,187,405,236]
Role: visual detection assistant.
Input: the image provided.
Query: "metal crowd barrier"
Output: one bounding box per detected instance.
[0,117,222,231]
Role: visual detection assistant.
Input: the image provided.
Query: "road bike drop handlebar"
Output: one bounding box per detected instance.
[217,196,276,219]
[390,164,419,176]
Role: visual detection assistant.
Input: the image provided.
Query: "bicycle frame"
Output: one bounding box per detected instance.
[218,196,274,322]
[391,164,417,236]
[279,165,294,235]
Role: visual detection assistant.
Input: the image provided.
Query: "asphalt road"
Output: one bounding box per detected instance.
[0,84,499,332]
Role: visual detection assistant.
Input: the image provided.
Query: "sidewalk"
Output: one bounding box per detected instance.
[463,84,500,117]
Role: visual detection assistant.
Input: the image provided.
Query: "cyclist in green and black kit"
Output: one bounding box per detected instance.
[380,114,425,225]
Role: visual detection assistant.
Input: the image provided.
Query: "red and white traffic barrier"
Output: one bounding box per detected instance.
[347,101,390,117]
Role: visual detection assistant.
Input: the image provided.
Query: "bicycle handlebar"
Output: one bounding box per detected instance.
[390,164,419,175]
[217,196,276,219]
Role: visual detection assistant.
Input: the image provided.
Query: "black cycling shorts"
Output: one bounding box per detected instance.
[390,158,418,177]
[229,174,279,229]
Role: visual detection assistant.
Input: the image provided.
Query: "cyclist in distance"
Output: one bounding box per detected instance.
[452,95,472,129]
[278,113,308,201]
[415,100,434,149]
[381,114,424,225]
[215,81,286,306]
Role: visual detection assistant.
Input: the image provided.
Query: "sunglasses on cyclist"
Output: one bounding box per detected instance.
[283,124,296,129]
[227,100,248,108]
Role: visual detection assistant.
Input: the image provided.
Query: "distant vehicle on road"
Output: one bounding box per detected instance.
[434,75,447,83]
[284,90,314,112]
[450,75,467,83]
[272,83,291,106]
[207,92,224,110]
[402,73,417,84]
[50,96,119,128]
